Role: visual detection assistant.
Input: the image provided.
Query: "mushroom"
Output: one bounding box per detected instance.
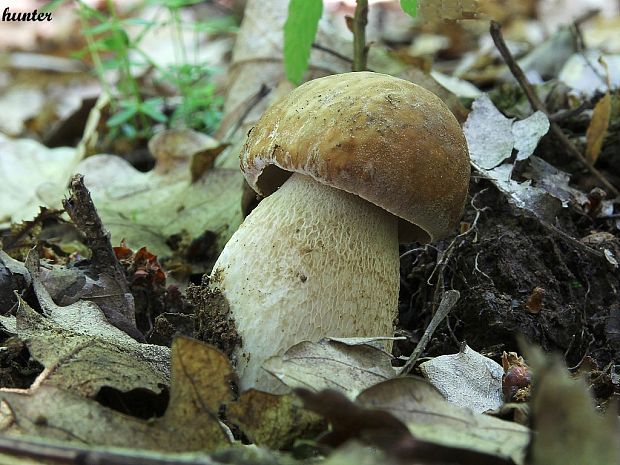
[209,72,470,392]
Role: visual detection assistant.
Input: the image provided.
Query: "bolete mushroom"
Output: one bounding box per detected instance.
[209,72,470,391]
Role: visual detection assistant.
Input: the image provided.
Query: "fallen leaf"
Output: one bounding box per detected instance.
[14,290,170,398]
[148,129,220,175]
[0,135,79,227]
[191,144,230,182]
[357,377,529,464]
[585,93,612,164]
[263,338,396,398]
[321,441,394,465]
[0,87,44,136]
[512,111,551,161]
[559,51,620,98]
[522,156,587,208]
[0,251,31,314]
[462,94,515,170]
[227,389,324,449]
[527,345,620,465]
[464,94,549,170]
[298,385,524,465]
[419,344,504,413]
[296,388,410,448]
[163,336,235,450]
[515,27,577,80]
[0,337,232,452]
[464,95,572,223]
[75,153,244,260]
[430,70,482,98]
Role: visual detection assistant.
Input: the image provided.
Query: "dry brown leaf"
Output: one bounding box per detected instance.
[227,389,323,449]
[75,154,243,262]
[0,337,232,452]
[298,387,519,465]
[263,338,396,398]
[585,93,612,164]
[357,377,529,464]
[11,275,169,398]
[191,144,230,182]
[148,129,220,175]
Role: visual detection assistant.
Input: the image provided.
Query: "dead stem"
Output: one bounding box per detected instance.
[398,290,460,376]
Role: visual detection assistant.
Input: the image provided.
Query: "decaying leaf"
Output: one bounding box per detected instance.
[462,94,515,170]
[463,94,580,223]
[512,111,551,162]
[0,135,80,227]
[0,86,44,136]
[296,388,411,448]
[0,251,31,314]
[356,377,529,464]
[227,389,324,449]
[263,338,396,398]
[148,129,221,176]
[419,343,504,413]
[76,153,243,261]
[585,93,612,164]
[298,381,526,465]
[527,346,620,465]
[191,144,230,182]
[559,51,620,98]
[321,442,394,465]
[464,94,550,170]
[0,337,232,452]
[163,337,235,449]
[12,285,170,397]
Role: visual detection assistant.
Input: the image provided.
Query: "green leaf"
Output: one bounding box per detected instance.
[85,21,117,35]
[107,106,138,127]
[121,123,138,139]
[121,18,156,27]
[283,0,322,84]
[400,0,418,17]
[140,99,168,123]
[41,0,66,13]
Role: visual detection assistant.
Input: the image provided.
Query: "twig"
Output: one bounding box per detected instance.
[548,99,592,122]
[489,21,619,198]
[352,0,369,71]
[216,84,270,142]
[0,435,219,465]
[538,219,606,261]
[312,43,353,64]
[398,290,460,376]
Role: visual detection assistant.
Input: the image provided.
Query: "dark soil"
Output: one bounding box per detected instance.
[398,177,620,375]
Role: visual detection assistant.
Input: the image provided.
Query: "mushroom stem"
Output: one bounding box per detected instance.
[210,173,399,392]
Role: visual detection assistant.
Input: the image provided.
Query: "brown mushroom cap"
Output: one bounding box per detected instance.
[240,71,470,243]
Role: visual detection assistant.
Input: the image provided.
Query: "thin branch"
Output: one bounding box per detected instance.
[352,0,369,71]
[0,435,219,465]
[489,21,619,198]
[548,99,592,122]
[312,42,353,64]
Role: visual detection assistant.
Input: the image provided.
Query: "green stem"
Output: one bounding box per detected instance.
[352,0,368,71]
